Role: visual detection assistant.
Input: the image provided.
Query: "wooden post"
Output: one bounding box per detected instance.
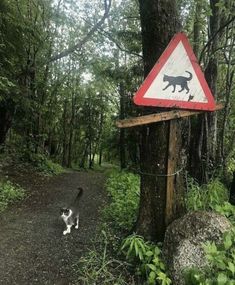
[116,105,223,229]
[165,120,177,225]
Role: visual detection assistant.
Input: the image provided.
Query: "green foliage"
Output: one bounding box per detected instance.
[102,170,140,232]
[185,228,235,285]
[0,180,25,212]
[21,152,64,176]
[214,202,235,225]
[121,234,171,285]
[227,157,235,174]
[74,230,131,285]
[186,178,229,211]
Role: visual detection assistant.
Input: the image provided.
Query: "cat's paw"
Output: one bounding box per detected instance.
[63,230,68,235]
[75,225,79,229]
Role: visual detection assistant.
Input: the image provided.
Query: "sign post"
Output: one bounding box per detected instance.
[116,32,222,226]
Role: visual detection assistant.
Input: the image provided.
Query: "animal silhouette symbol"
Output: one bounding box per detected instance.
[163,71,192,94]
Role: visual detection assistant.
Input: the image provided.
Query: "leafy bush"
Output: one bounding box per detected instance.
[121,234,171,285]
[227,156,235,175]
[185,228,235,285]
[103,170,140,232]
[0,180,25,212]
[22,152,64,175]
[214,202,235,225]
[186,178,229,211]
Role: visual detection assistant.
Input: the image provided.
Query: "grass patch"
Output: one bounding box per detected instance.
[73,230,133,285]
[0,179,25,212]
[186,178,229,211]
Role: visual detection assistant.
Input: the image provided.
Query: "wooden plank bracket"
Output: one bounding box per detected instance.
[116,104,223,129]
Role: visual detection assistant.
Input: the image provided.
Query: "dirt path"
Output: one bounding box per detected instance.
[0,170,106,285]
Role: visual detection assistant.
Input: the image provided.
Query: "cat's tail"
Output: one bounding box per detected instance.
[185,71,192,81]
[76,187,83,198]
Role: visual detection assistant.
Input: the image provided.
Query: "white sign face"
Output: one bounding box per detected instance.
[133,33,215,111]
[143,41,207,103]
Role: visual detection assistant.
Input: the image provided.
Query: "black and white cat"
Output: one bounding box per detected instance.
[162,71,192,93]
[60,187,83,235]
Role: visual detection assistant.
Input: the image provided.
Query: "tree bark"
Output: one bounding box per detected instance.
[119,82,126,169]
[0,100,15,146]
[136,0,184,242]
[68,92,76,168]
[199,0,221,183]
[62,100,69,167]
[229,172,235,205]
[188,1,204,181]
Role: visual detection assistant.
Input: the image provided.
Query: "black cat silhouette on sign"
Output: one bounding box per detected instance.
[162,71,192,93]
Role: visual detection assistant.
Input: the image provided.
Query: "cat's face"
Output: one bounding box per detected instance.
[60,208,70,217]
[163,74,168,82]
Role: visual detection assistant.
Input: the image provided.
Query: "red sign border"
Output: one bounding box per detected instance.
[133,32,216,111]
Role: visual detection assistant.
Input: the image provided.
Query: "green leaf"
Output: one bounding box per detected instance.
[217,273,228,285]
[147,264,157,271]
[145,250,154,257]
[224,234,233,250]
[148,271,156,284]
[228,262,235,275]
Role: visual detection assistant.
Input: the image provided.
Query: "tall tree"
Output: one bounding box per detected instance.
[136,0,185,241]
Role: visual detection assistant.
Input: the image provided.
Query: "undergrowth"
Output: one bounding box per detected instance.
[102,170,140,233]
[185,228,235,284]
[186,178,229,211]
[0,179,25,212]
[121,235,171,285]
[20,152,64,176]
[77,171,235,285]
[185,176,235,284]
[74,230,134,285]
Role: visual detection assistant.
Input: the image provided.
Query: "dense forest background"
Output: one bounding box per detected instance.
[0,0,234,181]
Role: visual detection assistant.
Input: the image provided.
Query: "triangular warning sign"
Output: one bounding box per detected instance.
[133,32,215,111]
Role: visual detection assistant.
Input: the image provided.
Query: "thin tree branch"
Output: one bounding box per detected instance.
[49,0,112,62]
[199,15,235,64]
[97,27,143,58]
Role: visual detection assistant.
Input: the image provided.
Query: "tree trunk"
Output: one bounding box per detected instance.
[119,82,126,169]
[188,1,204,181]
[0,100,15,145]
[79,142,89,168]
[193,0,203,57]
[62,100,69,167]
[99,147,102,166]
[68,92,76,168]
[200,0,221,183]
[229,172,235,205]
[136,0,184,242]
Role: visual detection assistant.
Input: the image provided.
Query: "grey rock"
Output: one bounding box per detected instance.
[162,211,231,285]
